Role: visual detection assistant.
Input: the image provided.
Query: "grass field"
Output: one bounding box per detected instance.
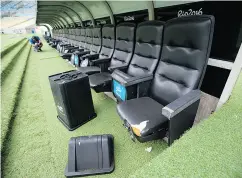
[1,36,242,178]
[1,34,25,52]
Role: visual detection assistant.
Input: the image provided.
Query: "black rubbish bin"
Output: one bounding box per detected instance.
[49,70,97,131]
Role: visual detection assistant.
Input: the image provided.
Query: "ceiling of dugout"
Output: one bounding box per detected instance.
[37,1,199,28]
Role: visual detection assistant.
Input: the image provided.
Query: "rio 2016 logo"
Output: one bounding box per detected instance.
[178,8,203,17]
[124,16,134,21]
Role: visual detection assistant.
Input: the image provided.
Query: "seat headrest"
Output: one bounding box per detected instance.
[85,28,93,38]
[75,28,81,36]
[80,28,86,36]
[92,27,101,38]
[164,15,215,52]
[63,29,67,33]
[116,22,136,41]
[136,20,165,45]
[102,24,115,39]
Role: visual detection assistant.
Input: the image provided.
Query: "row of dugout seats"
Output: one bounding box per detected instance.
[47,15,215,145]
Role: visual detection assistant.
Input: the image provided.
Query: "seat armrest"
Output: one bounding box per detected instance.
[83,53,99,60]
[78,51,90,56]
[111,70,153,87]
[162,90,201,145]
[108,64,129,72]
[65,46,78,50]
[60,44,70,47]
[74,50,87,55]
[111,70,132,84]
[90,58,111,65]
[162,90,201,119]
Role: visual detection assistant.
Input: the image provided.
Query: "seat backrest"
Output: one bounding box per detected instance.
[75,28,82,42]
[52,29,55,38]
[58,29,62,40]
[150,15,215,106]
[60,29,64,39]
[72,28,78,45]
[98,24,115,59]
[68,29,73,43]
[64,29,69,42]
[56,29,59,39]
[89,27,102,54]
[71,28,76,39]
[76,28,86,48]
[83,28,93,50]
[109,22,136,67]
[126,21,164,77]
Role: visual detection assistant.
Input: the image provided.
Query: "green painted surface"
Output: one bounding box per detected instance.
[1,34,25,52]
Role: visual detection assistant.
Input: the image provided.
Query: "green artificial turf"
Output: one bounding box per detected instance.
[1,34,25,52]
[1,42,31,150]
[1,40,27,78]
[131,72,242,178]
[2,39,167,177]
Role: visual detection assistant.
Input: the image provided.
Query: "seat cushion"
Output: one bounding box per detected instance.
[60,53,72,59]
[117,97,168,137]
[89,72,112,87]
[77,66,101,75]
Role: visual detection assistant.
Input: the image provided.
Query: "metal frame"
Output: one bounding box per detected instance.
[38,15,68,28]
[37,20,58,28]
[37,21,57,29]
[36,23,53,36]
[38,5,83,27]
[147,1,155,20]
[37,16,66,28]
[38,13,70,27]
[75,1,95,26]
[104,1,115,25]
[42,19,62,29]
[39,11,75,26]
[208,58,234,70]
[37,23,51,32]
[38,7,76,26]
[38,17,65,28]
[216,43,242,109]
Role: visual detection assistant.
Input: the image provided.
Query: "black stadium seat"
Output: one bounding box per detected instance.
[115,15,215,145]
[71,27,102,66]
[74,27,102,66]
[59,29,73,53]
[88,22,136,93]
[60,28,86,60]
[111,21,164,99]
[61,28,94,62]
[60,28,79,53]
[49,29,62,48]
[57,29,69,52]
[76,24,115,75]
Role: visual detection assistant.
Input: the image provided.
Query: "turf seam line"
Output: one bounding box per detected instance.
[1,38,26,58]
[1,42,29,86]
[39,56,60,60]
[1,44,31,153]
[1,40,28,79]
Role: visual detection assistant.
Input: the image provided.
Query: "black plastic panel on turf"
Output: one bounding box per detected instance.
[65,134,114,177]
